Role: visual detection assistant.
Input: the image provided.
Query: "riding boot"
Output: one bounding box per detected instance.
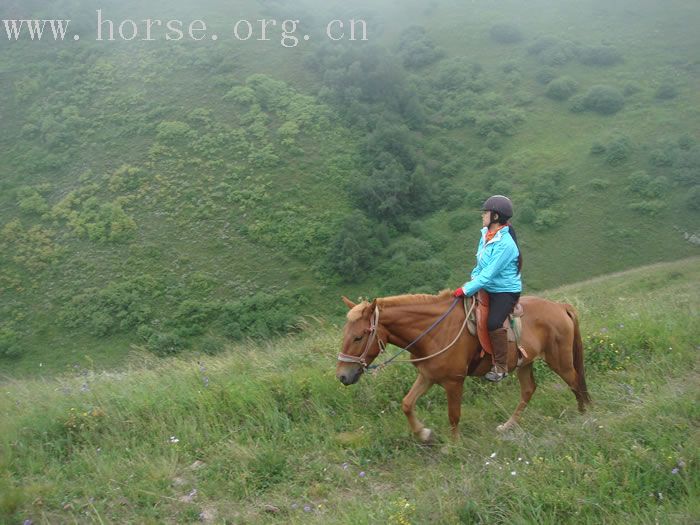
[485,327,509,382]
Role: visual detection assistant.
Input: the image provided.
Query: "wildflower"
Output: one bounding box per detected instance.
[359,471,366,478]
[342,462,349,470]
[169,436,180,444]
[490,452,497,458]
[485,461,490,466]
[517,457,522,461]
[24,520,33,525]
[291,503,299,510]
[671,468,679,475]
[303,505,312,513]
[511,471,517,476]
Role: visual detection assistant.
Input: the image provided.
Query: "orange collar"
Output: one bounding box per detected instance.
[485,224,508,243]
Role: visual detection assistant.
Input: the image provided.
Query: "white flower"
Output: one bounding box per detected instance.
[490,452,497,458]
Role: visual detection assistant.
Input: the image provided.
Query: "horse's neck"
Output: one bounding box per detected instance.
[381,302,458,357]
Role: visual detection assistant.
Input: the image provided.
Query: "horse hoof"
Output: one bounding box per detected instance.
[417,428,434,443]
[496,422,512,433]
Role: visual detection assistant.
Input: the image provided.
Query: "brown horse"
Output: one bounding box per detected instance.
[336,290,591,441]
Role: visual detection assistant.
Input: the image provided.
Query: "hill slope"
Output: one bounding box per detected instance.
[1,258,698,523]
[1,0,699,377]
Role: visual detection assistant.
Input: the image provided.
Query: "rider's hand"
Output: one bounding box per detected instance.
[453,287,465,297]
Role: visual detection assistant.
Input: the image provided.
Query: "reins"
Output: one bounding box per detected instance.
[337,296,475,371]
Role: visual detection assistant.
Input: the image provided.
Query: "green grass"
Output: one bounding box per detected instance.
[1,258,698,523]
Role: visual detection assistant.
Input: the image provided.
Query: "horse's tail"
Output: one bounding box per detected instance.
[565,304,592,405]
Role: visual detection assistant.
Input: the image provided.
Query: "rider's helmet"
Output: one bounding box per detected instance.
[481,195,514,219]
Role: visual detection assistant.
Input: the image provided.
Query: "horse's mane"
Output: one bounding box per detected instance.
[346,289,453,321]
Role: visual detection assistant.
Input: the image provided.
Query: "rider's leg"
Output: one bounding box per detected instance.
[485,292,520,382]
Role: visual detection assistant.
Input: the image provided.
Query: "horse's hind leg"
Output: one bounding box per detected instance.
[497,363,536,432]
[402,373,434,443]
[444,379,464,441]
[553,365,587,413]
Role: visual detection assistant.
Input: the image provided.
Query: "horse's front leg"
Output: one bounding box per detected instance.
[443,379,464,440]
[402,373,434,443]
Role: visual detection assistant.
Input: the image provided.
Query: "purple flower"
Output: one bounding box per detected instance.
[671,468,679,475]
[303,504,312,513]
[342,462,349,470]
[359,471,366,478]
[24,520,33,525]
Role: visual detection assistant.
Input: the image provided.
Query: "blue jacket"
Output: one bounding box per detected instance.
[461,226,522,296]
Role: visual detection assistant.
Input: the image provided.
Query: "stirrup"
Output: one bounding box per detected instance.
[484,368,507,382]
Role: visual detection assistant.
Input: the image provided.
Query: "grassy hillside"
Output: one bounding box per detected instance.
[1,258,698,523]
[0,0,699,375]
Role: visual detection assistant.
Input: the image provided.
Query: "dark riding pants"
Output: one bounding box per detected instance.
[487,292,520,331]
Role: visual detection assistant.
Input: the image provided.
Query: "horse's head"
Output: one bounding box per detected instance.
[336,296,385,386]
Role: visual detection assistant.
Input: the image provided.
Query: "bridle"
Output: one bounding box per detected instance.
[337,297,472,370]
[337,306,384,368]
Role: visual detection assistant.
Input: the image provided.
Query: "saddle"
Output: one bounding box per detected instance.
[466,291,527,364]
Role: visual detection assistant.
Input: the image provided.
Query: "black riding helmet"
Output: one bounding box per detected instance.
[481,195,514,219]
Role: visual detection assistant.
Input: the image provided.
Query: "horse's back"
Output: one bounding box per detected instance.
[519,295,575,356]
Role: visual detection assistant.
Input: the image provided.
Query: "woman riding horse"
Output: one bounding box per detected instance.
[454,195,522,382]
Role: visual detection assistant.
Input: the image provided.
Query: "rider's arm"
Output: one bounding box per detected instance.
[461,240,517,296]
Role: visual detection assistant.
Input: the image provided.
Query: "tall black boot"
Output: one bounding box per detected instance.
[485,327,508,382]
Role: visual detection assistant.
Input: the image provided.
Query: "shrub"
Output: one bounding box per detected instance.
[623,82,641,96]
[535,68,557,85]
[17,186,49,215]
[545,76,578,101]
[578,45,623,66]
[534,209,564,230]
[218,292,303,340]
[147,331,186,356]
[628,200,665,215]
[568,95,587,113]
[489,24,523,44]
[655,83,678,100]
[529,37,579,66]
[581,85,625,115]
[590,178,611,190]
[590,142,606,155]
[156,121,194,144]
[448,212,473,232]
[519,203,536,224]
[605,136,633,166]
[686,186,700,210]
[0,327,20,359]
[398,26,445,68]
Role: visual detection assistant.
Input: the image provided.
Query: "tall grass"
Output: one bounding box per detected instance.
[1,259,698,523]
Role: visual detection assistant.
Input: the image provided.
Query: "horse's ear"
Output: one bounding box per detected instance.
[341,296,356,309]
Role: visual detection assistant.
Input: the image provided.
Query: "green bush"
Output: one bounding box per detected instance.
[686,186,700,210]
[655,83,678,100]
[519,202,536,224]
[489,23,523,44]
[628,200,665,216]
[623,82,642,96]
[448,212,473,232]
[398,26,445,68]
[218,292,305,341]
[578,45,623,66]
[590,178,611,190]
[529,37,578,66]
[0,327,20,359]
[534,209,565,230]
[590,142,606,155]
[581,85,625,115]
[146,331,186,356]
[535,68,557,85]
[545,76,579,101]
[605,136,633,166]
